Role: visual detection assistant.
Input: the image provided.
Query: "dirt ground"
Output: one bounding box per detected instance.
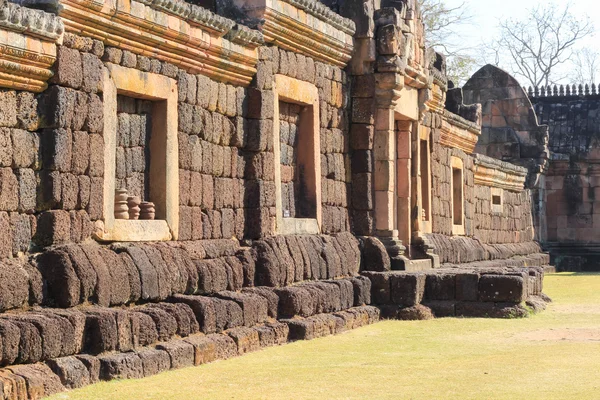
[49,273,600,400]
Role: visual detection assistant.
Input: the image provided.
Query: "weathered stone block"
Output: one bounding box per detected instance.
[0,319,21,365]
[51,46,83,89]
[455,272,479,301]
[138,348,171,377]
[81,53,103,93]
[10,213,31,255]
[156,340,195,369]
[42,128,72,172]
[425,273,456,301]
[8,364,64,399]
[361,271,390,304]
[99,353,143,380]
[75,354,100,383]
[0,90,16,128]
[352,173,373,211]
[35,210,71,248]
[361,237,390,271]
[120,50,137,68]
[0,168,18,212]
[227,327,260,355]
[247,89,274,119]
[274,287,315,318]
[478,274,527,303]
[171,295,217,334]
[101,47,122,64]
[389,273,426,306]
[47,356,91,389]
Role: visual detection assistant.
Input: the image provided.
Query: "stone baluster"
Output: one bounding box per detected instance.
[127,196,141,220]
[139,202,156,220]
[114,189,129,220]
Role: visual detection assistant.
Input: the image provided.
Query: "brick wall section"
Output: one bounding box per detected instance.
[176,68,249,241]
[0,34,356,256]
[427,112,475,237]
[348,75,375,236]
[0,92,40,258]
[0,34,107,255]
[472,184,534,244]
[260,46,352,234]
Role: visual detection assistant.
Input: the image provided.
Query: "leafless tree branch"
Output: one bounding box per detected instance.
[493,2,594,87]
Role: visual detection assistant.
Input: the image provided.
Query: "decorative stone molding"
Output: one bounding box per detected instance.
[440,110,481,153]
[473,153,528,192]
[38,0,260,86]
[0,2,64,40]
[283,0,355,34]
[0,3,63,92]
[220,0,354,67]
[424,82,445,115]
[225,24,265,47]
[95,64,179,242]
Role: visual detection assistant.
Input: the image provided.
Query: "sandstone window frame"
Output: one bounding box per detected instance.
[95,64,179,242]
[491,187,503,213]
[451,156,465,236]
[273,74,321,235]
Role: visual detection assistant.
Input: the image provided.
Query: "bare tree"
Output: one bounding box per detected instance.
[418,0,476,84]
[494,2,594,87]
[419,0,470,54]
[571,49,600,84]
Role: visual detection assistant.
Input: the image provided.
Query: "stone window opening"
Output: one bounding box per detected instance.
[279,101,316,219]
[451,156,465,235]
[417,124,432,237]
[274,74,321,235]
[491,187,503,213]
[115,95,153,206]
[94,64,179,242]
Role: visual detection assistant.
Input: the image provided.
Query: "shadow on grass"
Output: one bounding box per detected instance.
[547,272,600,276]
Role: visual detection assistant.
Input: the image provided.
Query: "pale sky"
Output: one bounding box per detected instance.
[442,0,600,85]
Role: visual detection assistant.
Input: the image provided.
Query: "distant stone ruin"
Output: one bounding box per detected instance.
[464,65,600,272]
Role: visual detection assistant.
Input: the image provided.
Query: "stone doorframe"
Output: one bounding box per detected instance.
[273,74,322,235]
[94,64,179,242]
[374,73,432,256]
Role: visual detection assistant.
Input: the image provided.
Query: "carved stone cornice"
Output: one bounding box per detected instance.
[221,0,354,67]
[283,0,355,35]
[424,82,445,114]
[0,2,64,41]
[0,4,61,92]
[375,71,404,109]
[403,65,428,89]
[440,110,481,153]
[473,153,528,192]
[39,0,260,86]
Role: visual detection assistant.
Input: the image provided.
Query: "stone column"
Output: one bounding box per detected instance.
[396,119,412,247]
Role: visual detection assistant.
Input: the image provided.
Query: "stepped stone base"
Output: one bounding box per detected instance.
[0,307,379,399]
[0,235,552,399]
[363,264,551,320]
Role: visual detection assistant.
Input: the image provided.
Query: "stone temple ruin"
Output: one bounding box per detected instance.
[463,66,600,272]
[0,0,554,397]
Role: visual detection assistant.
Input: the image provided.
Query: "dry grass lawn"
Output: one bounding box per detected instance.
[49,273,600,400]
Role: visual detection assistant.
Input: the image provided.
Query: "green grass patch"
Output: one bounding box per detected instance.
[49,273,600,400]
